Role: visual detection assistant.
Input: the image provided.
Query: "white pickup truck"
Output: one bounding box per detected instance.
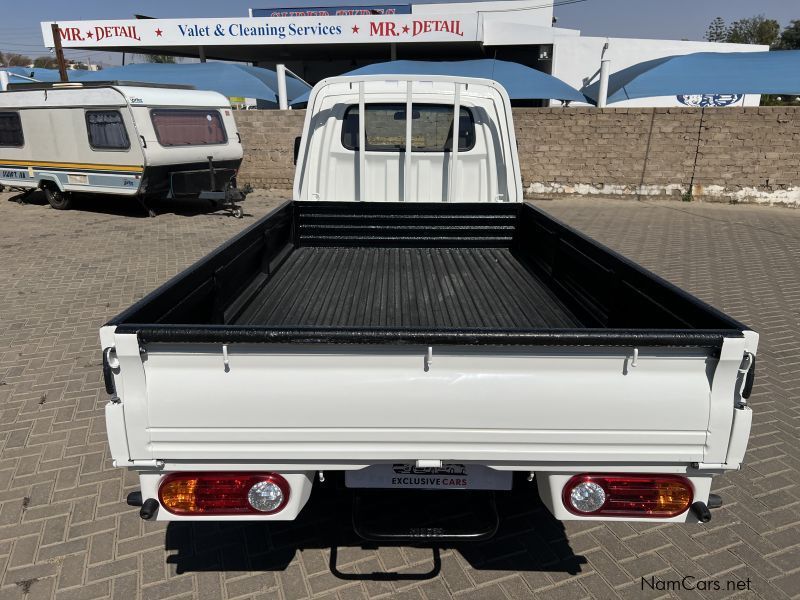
[101,76,757,540]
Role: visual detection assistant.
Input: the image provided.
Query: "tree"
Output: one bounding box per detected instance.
[33,56,59,69]
[726,15,781,46]
[145,54,176,64]
[5,53,32,67]
[778,20,800,49]
[705,17,728,42]
[704,14,783,47]
[0,51,5,66]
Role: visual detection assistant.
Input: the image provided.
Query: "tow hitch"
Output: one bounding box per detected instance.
[198,155,250,218]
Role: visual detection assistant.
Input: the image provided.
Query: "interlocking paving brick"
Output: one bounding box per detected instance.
[1,192,799,599]
[419,578,451,600]
[771,570,800,598]
[278,563,311,599]
[140,576,195,600]
[55,580,110,600]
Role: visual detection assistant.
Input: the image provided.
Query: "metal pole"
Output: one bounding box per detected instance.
[198,46,207,63]
[449,82,461,203]
[51,23,69,82]
[597,58,610,108]
[390,43,397,61]
[0,71,8,92]
[276,63,289,110]
[284,66,311,88]
[404,80,412,202]
[358,81,366,202]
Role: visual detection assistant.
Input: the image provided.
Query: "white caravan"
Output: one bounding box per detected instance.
[0,82,247,216]
[101,76,757,537]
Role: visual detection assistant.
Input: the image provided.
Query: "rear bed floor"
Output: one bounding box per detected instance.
[234,247,580,329]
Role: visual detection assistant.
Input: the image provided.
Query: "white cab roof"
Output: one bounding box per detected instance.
[305,74,512,114]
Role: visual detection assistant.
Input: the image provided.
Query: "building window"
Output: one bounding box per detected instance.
[86,111,131,150]
[150,109,227,147]
[342,104,476,152]
[0,112,24,147]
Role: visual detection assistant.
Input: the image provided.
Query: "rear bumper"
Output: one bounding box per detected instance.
[170,167,238,197]
[139,160,241,197]
[128,466,719,525]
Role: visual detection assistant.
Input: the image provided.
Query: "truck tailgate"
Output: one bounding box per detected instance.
[113,341,720,465]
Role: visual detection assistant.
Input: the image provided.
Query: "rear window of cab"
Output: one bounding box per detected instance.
[342,103,476,152]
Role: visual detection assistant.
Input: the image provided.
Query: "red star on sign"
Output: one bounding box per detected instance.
[155,28,163,37]
[86,30,94,38]
[402,25,409,33]
[352,25,360,33]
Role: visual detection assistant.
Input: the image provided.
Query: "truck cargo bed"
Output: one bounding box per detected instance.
[234,247,580,329]
[110,201,745,348]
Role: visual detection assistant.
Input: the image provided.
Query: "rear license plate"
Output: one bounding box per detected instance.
[345,463,512,491]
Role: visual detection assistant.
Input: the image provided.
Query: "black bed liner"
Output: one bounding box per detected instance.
[110,201,746,347]
[234,247,580,329]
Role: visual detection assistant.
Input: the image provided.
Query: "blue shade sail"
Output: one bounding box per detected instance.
[292,59,586,104]
[67,63,310,104]
[582,51,800,104]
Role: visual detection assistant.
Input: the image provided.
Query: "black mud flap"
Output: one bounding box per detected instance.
[352,489,499,543]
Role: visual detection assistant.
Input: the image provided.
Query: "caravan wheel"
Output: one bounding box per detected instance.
[43,186,73,210]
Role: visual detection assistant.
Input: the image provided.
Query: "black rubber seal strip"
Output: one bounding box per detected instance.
[112,324,741,347]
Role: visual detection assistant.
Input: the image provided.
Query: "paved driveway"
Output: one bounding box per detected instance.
[0,192,797,599]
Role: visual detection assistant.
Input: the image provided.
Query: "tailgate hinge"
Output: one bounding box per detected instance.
[114,459,165,470]
[691,461,737,471]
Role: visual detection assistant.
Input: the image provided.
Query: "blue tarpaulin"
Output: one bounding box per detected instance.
[583,51,800,104]
[67,63,311,104]
[291,59,585,104]
[2,67,62,82]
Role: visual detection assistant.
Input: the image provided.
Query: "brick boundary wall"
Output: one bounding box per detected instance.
[234,107,800,205]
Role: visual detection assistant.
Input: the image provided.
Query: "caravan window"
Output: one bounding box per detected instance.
[86,111,131,150]
[150,109,227,147]
[0,112,24,147]
[342,104,475,152]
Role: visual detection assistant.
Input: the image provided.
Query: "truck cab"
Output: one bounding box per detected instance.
[295,76,521,203]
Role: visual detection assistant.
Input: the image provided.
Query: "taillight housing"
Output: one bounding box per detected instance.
[562,474,693,518]
[159,472,290,516]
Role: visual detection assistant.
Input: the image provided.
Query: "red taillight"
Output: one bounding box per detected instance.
[158,472,290,516]
[562,474,693,518]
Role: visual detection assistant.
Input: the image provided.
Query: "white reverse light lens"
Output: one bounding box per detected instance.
[569,481,606,513]
[247,480,285,512]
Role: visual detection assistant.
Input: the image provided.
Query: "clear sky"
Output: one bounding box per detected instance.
[0,0,796,66]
